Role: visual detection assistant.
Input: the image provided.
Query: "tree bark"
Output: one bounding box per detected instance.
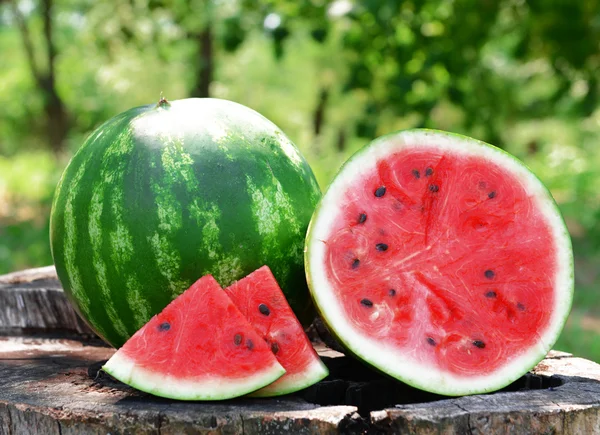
[336,128,346,152]
[312,87,329,136]
[9,0,40,84]
[0,265,94,336]
[189,25,214,98]
[10,0,69,153]
[41,0,69,154]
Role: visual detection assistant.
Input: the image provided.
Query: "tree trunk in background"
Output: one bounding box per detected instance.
[43,80,69,154]
[582,74,598,116]
[190,25,214,98]
[41,0,69,153]
[336,128,346,152]
[312,87,329,136]
[11,0,69,153]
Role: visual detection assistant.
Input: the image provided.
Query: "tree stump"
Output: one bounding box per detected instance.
[0,266,93,337]
[1,268,599,434]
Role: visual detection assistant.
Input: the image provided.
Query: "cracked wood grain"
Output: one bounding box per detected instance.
[0,266,93,336]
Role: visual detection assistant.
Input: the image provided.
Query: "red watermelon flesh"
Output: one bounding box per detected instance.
[305,130,573,396]
[102,275,285,400]
[225,266,329,396]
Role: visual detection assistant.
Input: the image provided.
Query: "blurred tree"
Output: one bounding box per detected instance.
[330,0,600,147]
[158,0,216,98]
[513,0,600,117]
[242,0,333,139]
[333,0,504,142]
[0,0,599,159]
[7,0,69,153]
[83,0,218,98]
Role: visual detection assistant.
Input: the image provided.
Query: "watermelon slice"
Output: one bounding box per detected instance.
[102,275,285,400]
[305,129,573,396]
[225,266,329,397]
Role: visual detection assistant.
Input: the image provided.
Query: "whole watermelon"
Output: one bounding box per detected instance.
[50,98,321,347]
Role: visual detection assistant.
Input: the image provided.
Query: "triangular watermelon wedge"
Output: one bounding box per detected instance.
[102,275,285,400]
[225,266,329,397]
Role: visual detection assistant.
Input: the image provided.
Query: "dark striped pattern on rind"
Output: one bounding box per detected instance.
[50,99,321,347]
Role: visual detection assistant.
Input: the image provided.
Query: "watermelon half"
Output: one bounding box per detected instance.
[225,266,329,397]
[305,129,573,396]
[102,275,285,400]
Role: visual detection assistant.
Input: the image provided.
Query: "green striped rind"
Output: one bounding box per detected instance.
[50,98,321,347]
[305,128,574,396]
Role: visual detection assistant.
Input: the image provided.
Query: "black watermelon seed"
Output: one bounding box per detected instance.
[158,322,170,331]
[488,191,496,199]
[425,167,434,177]
[485,290,497,298]
[374,186,386,197]
[234,334,243,346]
[426,337,436,346]
[352,259,360,269]
[388,289,397,297]
[358,213,367,224]
[412,169,420,179]
[271,342,280,354]
[360,298,373,307]
[516,302,525,311]
[429,184,439,193]
[246,339,254,350]
[258,303,270,316]
[375,243,388,252]
[484,269,495,279]
[473,340,486,349]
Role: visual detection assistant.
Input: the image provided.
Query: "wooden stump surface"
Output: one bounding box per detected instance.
[1,267,600,434]
[0,266,93,336]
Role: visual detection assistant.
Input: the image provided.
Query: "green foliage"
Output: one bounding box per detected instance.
[1,0,600,360]
[0,151,60,272]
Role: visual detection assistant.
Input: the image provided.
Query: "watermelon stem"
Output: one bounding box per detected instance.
[157,94,171,109]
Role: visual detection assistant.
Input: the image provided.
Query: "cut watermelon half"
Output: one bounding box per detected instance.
[305,129,573,396]
[102,275,285,400]
[225,266,329,397]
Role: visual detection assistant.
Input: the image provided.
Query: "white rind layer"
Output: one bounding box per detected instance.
[305,129,574,396]
[103,351,286,401]
[249,354,329,397]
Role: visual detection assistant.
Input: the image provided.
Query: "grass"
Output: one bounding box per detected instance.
[0,152,60,274]
[553,239,600,362]
[555,310,600,361]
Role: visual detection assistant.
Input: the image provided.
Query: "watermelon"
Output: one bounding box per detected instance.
[49,98,321,348]
[305,129,573,396]
[225,266,329,397]
[102,275,285,400]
